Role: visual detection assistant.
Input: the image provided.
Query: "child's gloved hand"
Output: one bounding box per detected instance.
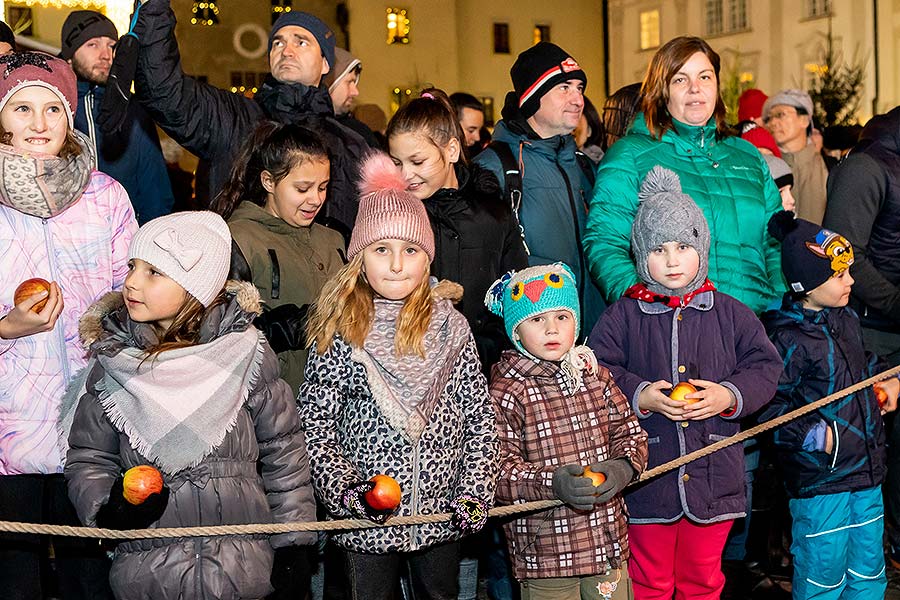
[551,465,595,511]
[587,459,635,504]
[449,494,489,535]
[95,476,169,530]
[341,481,395,524]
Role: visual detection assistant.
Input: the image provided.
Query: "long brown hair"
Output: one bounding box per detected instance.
[640,36,728,140]
[386,87,467,165]
[143,288,229,359]
[306,253,435,357]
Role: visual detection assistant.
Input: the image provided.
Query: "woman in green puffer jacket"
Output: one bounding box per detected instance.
[584,36,785,314]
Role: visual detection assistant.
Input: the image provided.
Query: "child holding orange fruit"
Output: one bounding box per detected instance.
[761,211,898,599]
[485,262,648,599]
[589,167,782,599]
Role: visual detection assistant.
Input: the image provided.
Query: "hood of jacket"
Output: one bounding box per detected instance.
[491,119,578,162]
[255,76,335,121]
[229,200,311,236]
[860,106,900,155]
[426,162,510,221]
[761,294,856,341]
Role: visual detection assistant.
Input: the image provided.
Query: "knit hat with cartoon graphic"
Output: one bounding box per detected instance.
[767,210,854,294]
[631,166,710,297]
[484,263,580,360]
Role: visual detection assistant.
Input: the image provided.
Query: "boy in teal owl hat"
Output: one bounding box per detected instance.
[484,262,648,598]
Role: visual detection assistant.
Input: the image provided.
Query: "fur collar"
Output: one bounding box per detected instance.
[79,280,262,348]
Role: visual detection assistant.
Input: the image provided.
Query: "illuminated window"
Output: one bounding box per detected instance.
[493,23,510,54]
[806,0,832,18]
[481,96,495,127]
[386,8,410,45]
[639,10,660,50]
[191,1,219,26]
[533,25,551,45]
[271,0,293,24]
[706,0,748,35]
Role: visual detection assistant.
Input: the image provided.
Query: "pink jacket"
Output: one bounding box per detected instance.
[0,172,137,475]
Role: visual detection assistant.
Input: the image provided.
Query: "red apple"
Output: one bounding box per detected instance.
[14,278,51,313]
[122,465,164,505]
[875,384,888,408]
[670,382,699,404]
[364,474,402,511]
[582,466,607,488]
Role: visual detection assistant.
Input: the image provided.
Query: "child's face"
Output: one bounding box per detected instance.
[647,241,700,290]
[389,132,459,200]
[516,309,576,362]
[0,86,68,157]
[803,269,854,311]
[362,239,429,301]
[262,158,330,228]
[124,259,189,331]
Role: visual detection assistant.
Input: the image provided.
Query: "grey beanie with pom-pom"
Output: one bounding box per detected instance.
[631,166,711,296]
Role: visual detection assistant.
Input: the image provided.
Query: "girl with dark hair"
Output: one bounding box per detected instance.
[602,82,643,151]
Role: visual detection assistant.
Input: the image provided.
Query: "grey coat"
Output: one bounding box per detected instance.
[64,282,316,600]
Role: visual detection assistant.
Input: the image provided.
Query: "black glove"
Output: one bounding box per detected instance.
[98,2,142,135]
[588,459,635,504]
[95,476,169,530]
[269,546,312,598]
[551,464,595,511]
[449,494,489,535]
[340,481,395,524]
[253,303,310,354]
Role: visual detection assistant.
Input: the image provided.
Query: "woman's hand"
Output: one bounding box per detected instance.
[638,380,688,421]
[875,378,900,415]
[682,379,736,420]
[0,281,64,340]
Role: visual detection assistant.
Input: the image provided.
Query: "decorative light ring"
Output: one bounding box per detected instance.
[233,23,267,59]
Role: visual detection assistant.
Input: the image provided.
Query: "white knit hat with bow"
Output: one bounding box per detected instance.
[128,211,231,307]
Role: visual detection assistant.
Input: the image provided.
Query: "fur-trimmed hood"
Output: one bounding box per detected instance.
[79,280,262,349]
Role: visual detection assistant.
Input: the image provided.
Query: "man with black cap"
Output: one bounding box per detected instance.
[132,0,368,235]
[61,9,173,225]
[475,41,605,335]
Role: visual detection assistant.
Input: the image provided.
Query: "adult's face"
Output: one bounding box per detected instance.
[269,25,329,86]
[70,36,115,85]
[765,105,810,150]
[528,79,584,139]
[330,70,359,116]
[666,51,718,126]
[458,107,484,147]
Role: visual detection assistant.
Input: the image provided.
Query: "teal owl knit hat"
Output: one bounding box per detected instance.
[485,263,580,360]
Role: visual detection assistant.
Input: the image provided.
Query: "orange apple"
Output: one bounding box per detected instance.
[364,474,402,511]
[670,382,699,404]
[14,278,51,313]
[122,465,164,505]
[875,384,888,408]
[582,466,607,487]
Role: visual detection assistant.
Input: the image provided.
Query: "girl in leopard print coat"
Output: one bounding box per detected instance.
[298,154,498,599]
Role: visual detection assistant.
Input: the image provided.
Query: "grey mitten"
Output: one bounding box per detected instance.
[551,464,595,511]
[589,459,635,504]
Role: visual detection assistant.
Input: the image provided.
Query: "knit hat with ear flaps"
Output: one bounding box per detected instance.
[767,210,854,295]
[484,263,580,360]
[631,166,710,297]
[348,153,434,261]
[510,42,586,120]
[128,211,232,307]
[0,52,77,129]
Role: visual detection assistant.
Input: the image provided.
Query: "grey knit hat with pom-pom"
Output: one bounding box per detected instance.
[631,166,710,296]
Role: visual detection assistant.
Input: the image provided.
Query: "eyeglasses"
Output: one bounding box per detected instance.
[765,108,799,123]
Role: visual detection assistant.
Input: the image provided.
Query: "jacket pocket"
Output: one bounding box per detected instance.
[708,434,744,500]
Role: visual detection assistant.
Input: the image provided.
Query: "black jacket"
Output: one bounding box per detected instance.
[824,107,900,328]
[133,0,369,235]
[424,163,528,372]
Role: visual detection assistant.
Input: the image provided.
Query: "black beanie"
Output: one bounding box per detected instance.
[767,211,854,294]
[509,42,586,119]
[61,11,118,60]
[0,21,15,52]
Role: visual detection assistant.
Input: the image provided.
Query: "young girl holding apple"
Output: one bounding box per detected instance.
[588,167,782,599]
[485,262,648,599]
[298,152,498,600]
[63,211,316,600]
[0,52,137,599]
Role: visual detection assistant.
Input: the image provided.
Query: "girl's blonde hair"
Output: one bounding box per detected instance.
[143,288,229,359]
[306,253,435,357]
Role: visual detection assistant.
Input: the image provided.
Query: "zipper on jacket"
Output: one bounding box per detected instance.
[83,89,99,168]
[410,444,421,551]
[830,421,840,470]
[267,249,281,299]
[555,165,587,315]
[43,219,71,384]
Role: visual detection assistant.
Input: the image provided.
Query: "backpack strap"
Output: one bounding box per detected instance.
[575,150,597,190]
[486,140,529,255]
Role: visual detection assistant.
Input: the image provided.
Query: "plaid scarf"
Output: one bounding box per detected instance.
[95,328,264,475]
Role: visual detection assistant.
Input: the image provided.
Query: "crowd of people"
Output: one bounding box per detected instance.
[1,2,900,600]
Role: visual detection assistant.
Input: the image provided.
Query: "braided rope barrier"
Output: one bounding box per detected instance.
[3,364,898,541]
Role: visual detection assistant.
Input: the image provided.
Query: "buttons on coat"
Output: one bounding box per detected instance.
[682,474,690,482]
[678,365,686,373]
[681,421,689,428]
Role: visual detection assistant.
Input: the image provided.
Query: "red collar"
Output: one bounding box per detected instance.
[624,279,717,308]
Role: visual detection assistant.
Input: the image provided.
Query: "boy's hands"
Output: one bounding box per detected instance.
[587,459,634,503]
[637,380,688,420]
[551,465,595,511]
[681,379,736,420]
[0,281,64,340]
[874,378,900,415]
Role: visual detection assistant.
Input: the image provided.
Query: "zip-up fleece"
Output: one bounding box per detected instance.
[0,172,136,475]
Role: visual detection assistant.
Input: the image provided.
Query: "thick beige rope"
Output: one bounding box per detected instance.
[2,365,897,540]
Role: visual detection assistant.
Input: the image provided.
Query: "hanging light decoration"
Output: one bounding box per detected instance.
[191,1,219,26]
[0,1,133,42]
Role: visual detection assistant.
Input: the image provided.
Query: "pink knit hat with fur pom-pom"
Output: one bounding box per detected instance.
[347,152,435,260]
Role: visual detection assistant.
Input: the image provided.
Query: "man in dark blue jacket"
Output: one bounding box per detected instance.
[61,10,174,224]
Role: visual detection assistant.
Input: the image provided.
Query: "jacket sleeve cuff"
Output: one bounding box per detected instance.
[632,381,652,418]
[720,381,743,419]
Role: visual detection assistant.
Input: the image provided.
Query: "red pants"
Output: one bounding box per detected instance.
[628,519,733,600]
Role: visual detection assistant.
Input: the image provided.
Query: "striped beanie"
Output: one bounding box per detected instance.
[510,42,586,119]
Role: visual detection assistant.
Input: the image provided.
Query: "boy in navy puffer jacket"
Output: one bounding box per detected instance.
[762,211,899,599]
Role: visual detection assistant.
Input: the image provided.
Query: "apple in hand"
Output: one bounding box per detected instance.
[582,466,607,488]
[875,384,888,408]
[670,382,699,404]
[122,465,164,505]
[364,474,402,511]
[14,278,51,313]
